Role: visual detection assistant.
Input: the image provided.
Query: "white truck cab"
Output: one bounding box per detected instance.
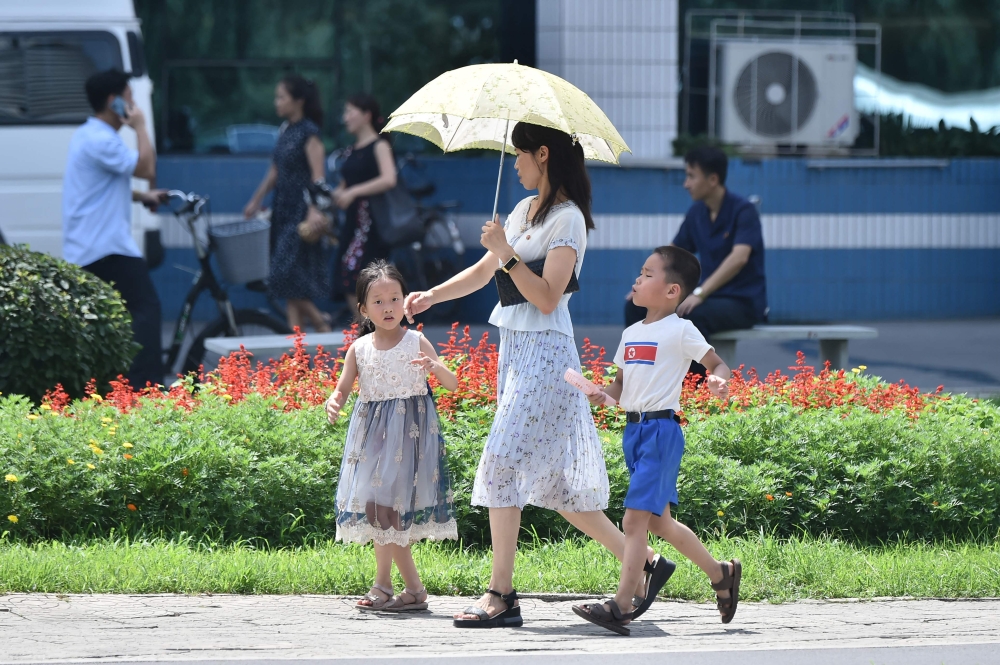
[0,0,156,258]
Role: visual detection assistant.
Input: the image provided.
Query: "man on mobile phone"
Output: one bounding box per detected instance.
[62,69,168,388]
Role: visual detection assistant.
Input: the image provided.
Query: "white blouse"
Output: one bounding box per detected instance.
[488,196,587,338]
[354,329,429,402]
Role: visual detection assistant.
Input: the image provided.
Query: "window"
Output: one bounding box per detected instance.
[127,31,145,77]
[0,31,123,125]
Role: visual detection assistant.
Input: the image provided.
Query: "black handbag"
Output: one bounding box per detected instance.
[368,176,424,246]
[494,258,579,307]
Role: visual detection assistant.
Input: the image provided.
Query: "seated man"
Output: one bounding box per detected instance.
[625,147,767,372]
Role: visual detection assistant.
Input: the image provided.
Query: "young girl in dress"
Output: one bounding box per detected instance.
[326,260,459,612]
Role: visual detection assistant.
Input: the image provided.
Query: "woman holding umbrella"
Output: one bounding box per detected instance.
[403,119,673,628]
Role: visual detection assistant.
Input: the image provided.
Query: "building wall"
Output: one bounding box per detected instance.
[154,155,1000,324]
[536,0,679,161]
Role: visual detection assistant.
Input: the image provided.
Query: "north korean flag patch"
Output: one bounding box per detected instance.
[624,342,657,365]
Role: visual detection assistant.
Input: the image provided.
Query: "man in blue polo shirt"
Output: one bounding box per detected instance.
[625,147,767,371]
[63,69,167,388]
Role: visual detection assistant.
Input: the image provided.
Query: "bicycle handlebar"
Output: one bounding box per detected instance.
[167,190,207,217]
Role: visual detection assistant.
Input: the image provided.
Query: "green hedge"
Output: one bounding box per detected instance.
[0,246,136,403]
[673,115,1000,158]
[2,391,997,545]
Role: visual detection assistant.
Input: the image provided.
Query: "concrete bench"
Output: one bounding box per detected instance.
[710,325,878,370]
[203,331,346,369]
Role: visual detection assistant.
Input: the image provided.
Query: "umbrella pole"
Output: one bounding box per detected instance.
[491,117,511,224]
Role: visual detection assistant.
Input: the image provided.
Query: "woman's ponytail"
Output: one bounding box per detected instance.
[281,74,324,128]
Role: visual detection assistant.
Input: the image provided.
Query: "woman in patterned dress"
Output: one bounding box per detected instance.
[333,94,397,313]
[404,123,670,628]
[244,74,332,332]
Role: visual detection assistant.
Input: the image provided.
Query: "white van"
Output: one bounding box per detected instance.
[0,0,156,258]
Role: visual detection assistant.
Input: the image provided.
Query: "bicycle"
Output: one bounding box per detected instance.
[397,153,466,290]
[163,190,291,375]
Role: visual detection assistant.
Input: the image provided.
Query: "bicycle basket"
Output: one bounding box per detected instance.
[209,218,271,284]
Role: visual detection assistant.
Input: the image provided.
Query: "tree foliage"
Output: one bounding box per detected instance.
[135,0,500,151]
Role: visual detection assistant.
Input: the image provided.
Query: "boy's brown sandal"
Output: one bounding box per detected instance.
[711,559,742,624]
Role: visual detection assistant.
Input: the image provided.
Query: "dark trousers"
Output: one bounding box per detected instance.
[83,254,163,388]
[625,295,758,374]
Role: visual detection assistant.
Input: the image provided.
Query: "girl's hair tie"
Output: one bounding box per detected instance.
[570,133,579,146]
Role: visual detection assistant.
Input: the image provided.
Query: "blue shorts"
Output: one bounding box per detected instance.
[622,417,685,516]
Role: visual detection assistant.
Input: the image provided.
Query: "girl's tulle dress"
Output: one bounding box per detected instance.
[335,329,458,545]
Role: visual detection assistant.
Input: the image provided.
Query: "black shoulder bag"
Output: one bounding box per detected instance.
[368,175,424,246]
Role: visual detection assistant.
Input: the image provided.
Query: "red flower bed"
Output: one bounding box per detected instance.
[41,325,944,423]
[43,328,341,414]
[431,323,499,413]
[679,351,945,422]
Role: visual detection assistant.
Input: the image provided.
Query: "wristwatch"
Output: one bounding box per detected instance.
[693,286,706,299]
[501,253,521,273]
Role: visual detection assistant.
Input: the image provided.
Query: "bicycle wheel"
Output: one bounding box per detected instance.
[183,309,292,375]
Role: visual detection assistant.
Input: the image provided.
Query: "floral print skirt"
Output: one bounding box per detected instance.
[472,328,610,512]
[336,393,458,546]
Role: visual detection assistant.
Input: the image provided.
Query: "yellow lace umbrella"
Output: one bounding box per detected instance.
[382,60,630,221]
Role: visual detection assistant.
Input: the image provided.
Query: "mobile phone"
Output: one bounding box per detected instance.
[110,96,129,119]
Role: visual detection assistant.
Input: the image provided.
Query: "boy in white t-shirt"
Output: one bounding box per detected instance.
[573,246,741,635]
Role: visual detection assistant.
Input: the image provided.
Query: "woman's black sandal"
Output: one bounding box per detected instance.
[453,589,523,628]
[572,598,633,636]
[712,559,742,624]
[631,554,676,620]
[631,558,655,610]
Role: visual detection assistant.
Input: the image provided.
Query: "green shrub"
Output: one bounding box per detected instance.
[676,115,1000,158]
[877,114,1000,157]
[0,246,136,402]
[672,133,738,158]
[2,390,997,545]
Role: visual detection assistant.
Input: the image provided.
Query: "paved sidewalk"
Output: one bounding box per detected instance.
[2,594,999,664]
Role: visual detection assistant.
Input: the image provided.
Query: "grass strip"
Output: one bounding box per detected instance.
[1,535,998,601]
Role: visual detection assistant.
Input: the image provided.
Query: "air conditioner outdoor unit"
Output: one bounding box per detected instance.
[718,40,859,147]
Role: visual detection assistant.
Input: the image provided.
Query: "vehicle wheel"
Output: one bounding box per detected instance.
[182,309,292,375]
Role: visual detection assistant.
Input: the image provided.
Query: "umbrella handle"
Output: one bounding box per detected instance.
[491,117,511,225]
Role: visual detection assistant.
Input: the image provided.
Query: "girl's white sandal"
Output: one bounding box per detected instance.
[356,583,394,612]
[382,587,429,612]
